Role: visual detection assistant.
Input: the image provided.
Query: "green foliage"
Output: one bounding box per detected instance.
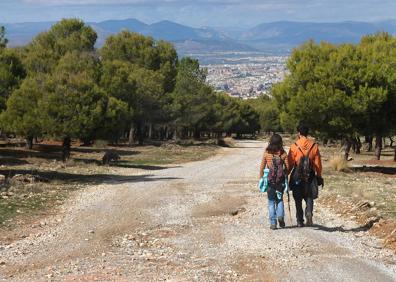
[1,76,44,138]
[171,57,214,136]
[247,95,281,133]
[99,97,129,142]
[0,26,8,49]
[0,48,26,111]
[24,19,97,74]
[355,32,396,136]
[1,19,262,146]
[273,34,396,139]
[100,31,161,70]
[171,58,260,137]
[101,31,178,142]
[39,51,106,140]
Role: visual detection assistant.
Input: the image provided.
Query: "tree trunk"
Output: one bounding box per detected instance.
[344,138,352,160]
[193,129,200,140]
[128,124,135,146]
[26,136,34,150]
[163,127,168,140]
[81,138,92,146]
[365,136,373,152]
[355,137,361,154]
[62,137,71,162]
[173,128,178,141]
[351,139,356,153]
[137,122,144,145]
[394,147,396,162]
[148,123,153,140]
[375,135,382,160]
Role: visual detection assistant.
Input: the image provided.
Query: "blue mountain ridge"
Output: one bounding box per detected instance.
[2,19,396,53]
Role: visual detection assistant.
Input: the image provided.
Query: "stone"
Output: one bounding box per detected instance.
[0,175,6,185]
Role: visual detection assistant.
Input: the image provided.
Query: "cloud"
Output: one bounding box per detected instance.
[22,0,179,5]
[21,0,312,6]
[6,0,396,26]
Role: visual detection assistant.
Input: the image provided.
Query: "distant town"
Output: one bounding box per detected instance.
[192,52,288,99]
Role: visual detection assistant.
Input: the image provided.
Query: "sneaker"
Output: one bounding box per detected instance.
[270,224,277,230]
[297,222,304,228]
[306,215,313,227]
[278,218,285,228]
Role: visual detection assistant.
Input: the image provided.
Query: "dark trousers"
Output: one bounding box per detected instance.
[292,185,314,224]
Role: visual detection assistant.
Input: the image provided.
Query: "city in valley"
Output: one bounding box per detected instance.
[191,52,288,99]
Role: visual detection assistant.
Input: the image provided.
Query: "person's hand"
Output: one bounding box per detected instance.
[317,176,324,187]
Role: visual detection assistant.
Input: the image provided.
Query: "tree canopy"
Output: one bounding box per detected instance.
[273,33,396,159]
[0,20,261,158]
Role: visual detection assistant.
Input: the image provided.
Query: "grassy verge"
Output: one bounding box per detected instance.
[317,145,396,251]
[0,141,220,231]
[318,145,396,219]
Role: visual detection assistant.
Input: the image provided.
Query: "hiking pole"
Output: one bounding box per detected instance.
[287,191,293,225]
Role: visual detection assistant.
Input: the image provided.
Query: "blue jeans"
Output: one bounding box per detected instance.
[268,197,285,226]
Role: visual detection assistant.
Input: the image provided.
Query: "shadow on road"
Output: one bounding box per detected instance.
[352,166,396,176]
[313,223,374,233]
[0,169,182,185]
[113,163,181,170]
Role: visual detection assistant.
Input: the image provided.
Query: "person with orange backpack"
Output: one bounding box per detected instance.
[288,124,323,227]
[259,134,291,230]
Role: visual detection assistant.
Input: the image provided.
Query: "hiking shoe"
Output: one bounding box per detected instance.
[297,222,304,228]
[306,215,313,227]
[270,225,277,230]
[278,218,285,228]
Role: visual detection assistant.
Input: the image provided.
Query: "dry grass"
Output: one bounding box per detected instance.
[318,144,396,251]
[319,144,396,220]
[222,137,236,147]
[329,155,351,172]
[0,142,220,229]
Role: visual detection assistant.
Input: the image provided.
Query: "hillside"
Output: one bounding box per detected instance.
[2,19,396,53]
[239,20,396,50]
[3,19,253,53]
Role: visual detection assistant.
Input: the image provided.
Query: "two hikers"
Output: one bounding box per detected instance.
[259,124,323,229]
[259,134,291,230]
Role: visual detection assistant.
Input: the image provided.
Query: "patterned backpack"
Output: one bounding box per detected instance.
[268,155,286,189]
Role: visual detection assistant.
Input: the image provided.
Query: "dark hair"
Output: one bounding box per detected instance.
[297,123,309,136]
[266,134,284,154]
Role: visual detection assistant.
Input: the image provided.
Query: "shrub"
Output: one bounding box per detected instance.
[329,155,350,172]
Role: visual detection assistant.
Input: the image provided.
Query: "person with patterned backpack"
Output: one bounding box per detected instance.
[288,124,324,227]
[259,134,291,230]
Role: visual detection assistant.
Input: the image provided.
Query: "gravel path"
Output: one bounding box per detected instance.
[1,140,396,281]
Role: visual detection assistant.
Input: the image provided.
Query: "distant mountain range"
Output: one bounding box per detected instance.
[3,19,396,54]
[240,20,396,51]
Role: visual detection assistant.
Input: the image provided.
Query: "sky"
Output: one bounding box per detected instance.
[1,0,396,27]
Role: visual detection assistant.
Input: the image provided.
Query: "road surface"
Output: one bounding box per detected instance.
[1,140,396,281]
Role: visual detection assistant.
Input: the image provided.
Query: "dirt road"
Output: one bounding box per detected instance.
[1,140,396,281]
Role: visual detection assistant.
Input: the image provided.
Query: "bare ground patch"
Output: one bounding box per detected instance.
[318,144,396,253]
[192,196,247,218]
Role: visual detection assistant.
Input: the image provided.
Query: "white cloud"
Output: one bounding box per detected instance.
[22,0,179,5]
[21,0,311,6]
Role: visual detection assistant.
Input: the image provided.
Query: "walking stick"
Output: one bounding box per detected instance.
[287,190,293,225]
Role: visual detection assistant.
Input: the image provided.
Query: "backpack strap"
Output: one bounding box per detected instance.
[295,143,305,156]
[263,152,271,169]
[295,142,316,158]
[306,143,316,157]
